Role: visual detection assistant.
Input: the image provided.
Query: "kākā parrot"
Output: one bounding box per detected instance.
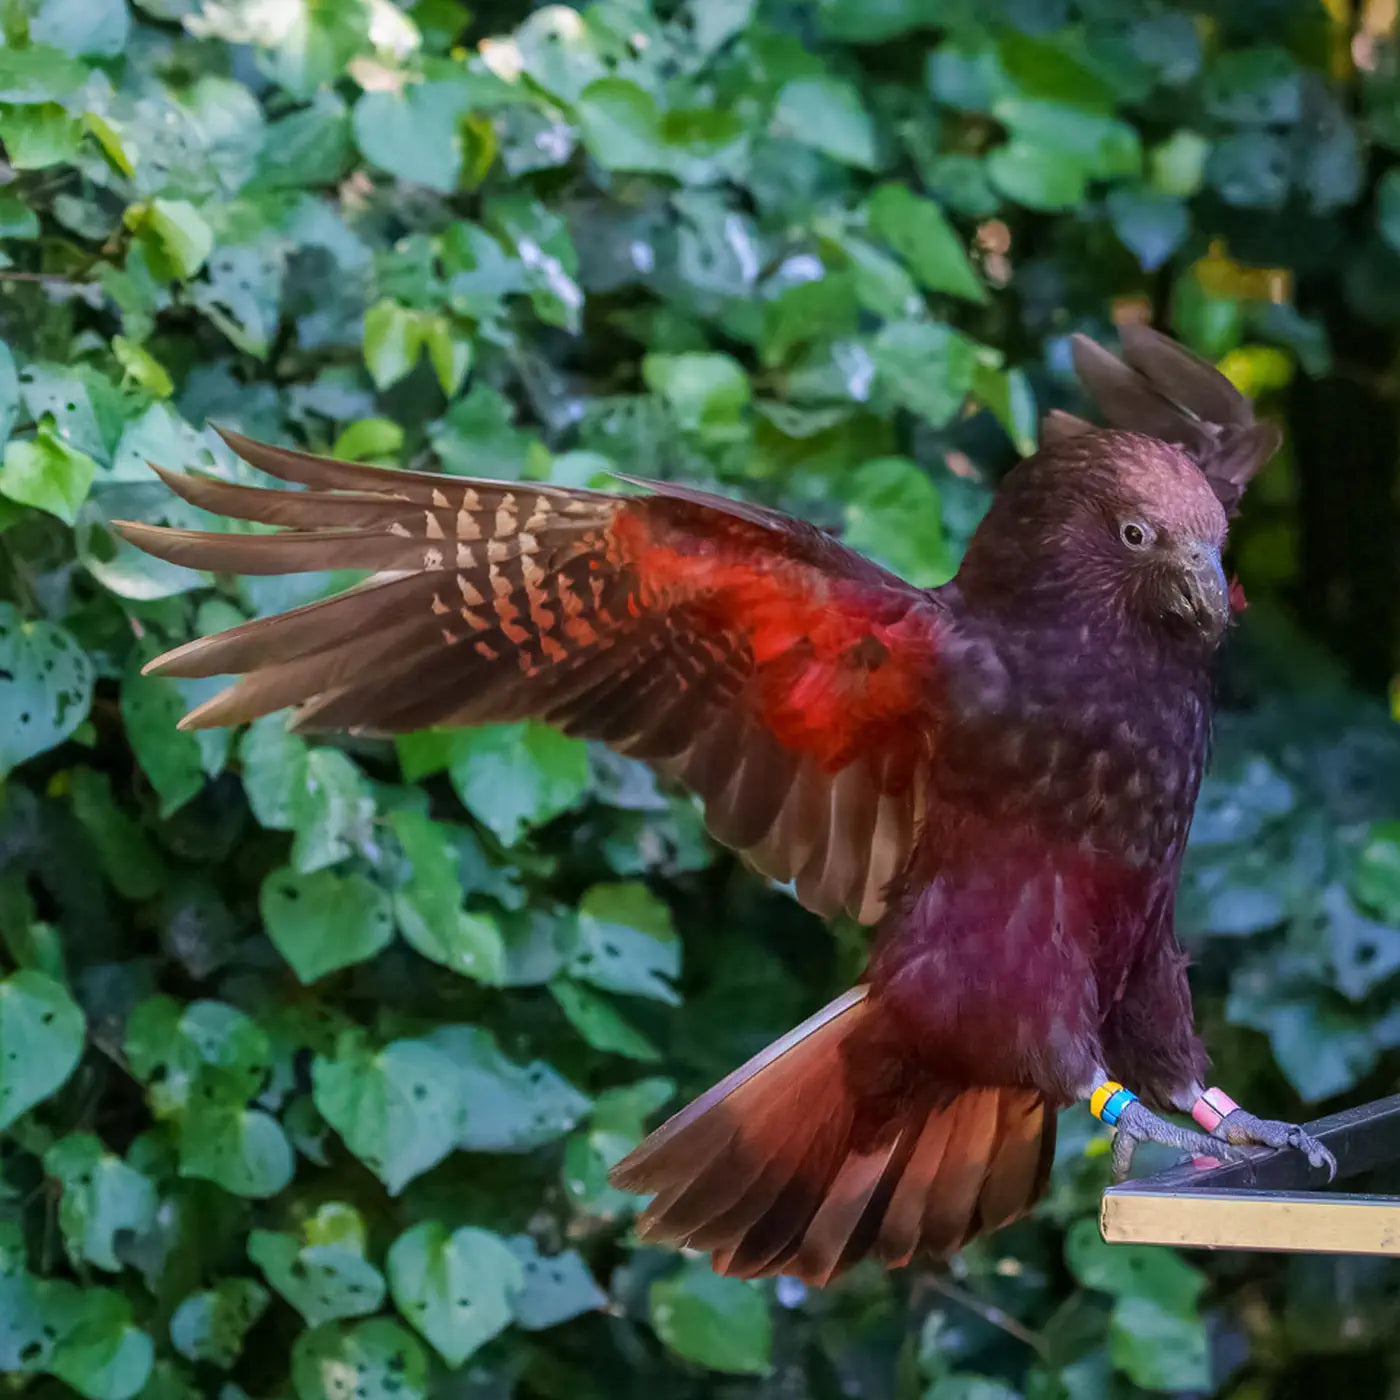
[116,325,1335,1287]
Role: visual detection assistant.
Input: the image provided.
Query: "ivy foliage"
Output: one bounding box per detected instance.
[2,0,1400,1397]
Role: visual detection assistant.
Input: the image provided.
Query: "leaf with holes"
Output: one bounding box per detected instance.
[191,243,284,358]
[0,605,93,776]
[289,748,377,874]
[508,1237,607,1331]
[124,996,272,1116]
[169,1279,268,1368]
[313,1036,466,1194]
[425,1025,589,1151]
[249,1228,385,1327]
[569,882,680,1004]
[292,1318,427,1400]
[387,1222,522,1367]
[119,661,206,818]
[260,867,394,984]
[0,970,85,1132]
[43,1135,157,1273]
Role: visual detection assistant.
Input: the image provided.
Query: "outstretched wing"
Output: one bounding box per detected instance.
[116,430,951,924]
[1043,325,1282,515]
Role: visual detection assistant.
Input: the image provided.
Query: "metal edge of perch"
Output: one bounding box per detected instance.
[1101,1093,1400,1255]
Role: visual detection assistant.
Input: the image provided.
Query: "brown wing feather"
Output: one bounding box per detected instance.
[115,429,949,924]
[1062,325,1281,515]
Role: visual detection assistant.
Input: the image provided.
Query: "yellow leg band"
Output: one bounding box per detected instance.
[1089,1080,1138,1127]
[1090,1081,1122,1120]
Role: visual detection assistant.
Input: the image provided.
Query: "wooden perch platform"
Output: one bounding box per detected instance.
[1102,1094,1400,1255]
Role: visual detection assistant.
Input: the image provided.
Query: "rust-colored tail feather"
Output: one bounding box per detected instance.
[609,987,1055,1285]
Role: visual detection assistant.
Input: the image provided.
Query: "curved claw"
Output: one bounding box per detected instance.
[1213,1108,1338,1182]
[1109,1100,1248,1182]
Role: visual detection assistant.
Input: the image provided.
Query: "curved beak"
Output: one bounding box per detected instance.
[1170,541,1229,638]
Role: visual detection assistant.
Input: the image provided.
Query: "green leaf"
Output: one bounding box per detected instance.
[111,337,174,397]
[0,44,88,103]
[292,1319,427,1400]
[0,605,93,775]
[169,1279,268,1368]
[362,299,426,391]
[119,662,206,818]
[0,426,97,524]
[1108,1294,1210,1392]
[0,193,39,240]
[987,140,1087,210]
[0,103,82,168]
[575,79,746,184]
[1064,1218,1205,1309]
[289,748,376,874]
[865,184,986,303]
[124,200,214,280]
[841,456,951,587]
[513,5,609,102]
[387,1222,522,1367]
[1356,821,1400,921]
[260,867,395,984]
[353,81,475,193]
[239,714,310,831]
[0,970,85,1131]
[390,810,506,983]
[650,1260,772,1375]
[426,1024,589,1151]
[642,351,751,436]
[249,1223,386,1326]
[332,416,406,462]
[508,1236,607,1330]
[448,722,590,846]
[421,317,474,398]
[124,997,272,1110]
[313,1036,466,1193]
[871,320,978,426]
[773,76,878,169]
[1107,188,1189,272]
[570,882,680,1003]
[179,1099,294,1198]
[30,0,131,57]
[550,979,662,1061]
[46,1288,154,1400]
[43,1135,157,1273]
[69,767,164,901]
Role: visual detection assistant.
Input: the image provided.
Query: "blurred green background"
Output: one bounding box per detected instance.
[4,0,1400,1396]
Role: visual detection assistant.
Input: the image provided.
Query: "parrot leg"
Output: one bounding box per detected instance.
[1107,1100,1245,1181]
[1189,1085,1337,1180]
[1087,1079,1246,1180]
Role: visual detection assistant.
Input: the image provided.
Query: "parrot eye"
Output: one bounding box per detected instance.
[1119,520,1154,550]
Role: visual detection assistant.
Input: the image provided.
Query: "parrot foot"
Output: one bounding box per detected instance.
[1210,1108,1337,1181]
[1109,1100,1246,1182]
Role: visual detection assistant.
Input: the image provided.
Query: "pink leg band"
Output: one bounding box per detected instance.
[1191,1086,1240,1133]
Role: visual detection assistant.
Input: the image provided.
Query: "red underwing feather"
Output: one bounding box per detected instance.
[115,434,947,924]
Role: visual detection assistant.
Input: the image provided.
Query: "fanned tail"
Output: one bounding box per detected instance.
[1044,324,1282,515]
[610,987,1055,1285]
